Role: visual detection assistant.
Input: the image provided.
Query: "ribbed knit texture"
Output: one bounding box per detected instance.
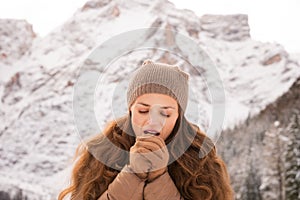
[127,60,189,111]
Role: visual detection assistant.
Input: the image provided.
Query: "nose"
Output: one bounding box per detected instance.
[147,105,166,127]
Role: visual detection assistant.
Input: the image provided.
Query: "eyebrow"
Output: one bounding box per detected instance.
[137,102,176,109]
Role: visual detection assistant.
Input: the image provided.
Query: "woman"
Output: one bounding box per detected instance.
[59,60,234,200]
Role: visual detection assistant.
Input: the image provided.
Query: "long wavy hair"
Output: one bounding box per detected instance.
[58,109,233,200]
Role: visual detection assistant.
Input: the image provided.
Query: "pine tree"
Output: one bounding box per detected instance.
[244,161,262,200]
[285,111,300,200]
[261,123,286,200]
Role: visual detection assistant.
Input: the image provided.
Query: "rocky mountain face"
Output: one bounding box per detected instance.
[200,14,250,41]
[0,19,36,65]
[0,0,299,199]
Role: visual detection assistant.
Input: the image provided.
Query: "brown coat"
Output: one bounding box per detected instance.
[98,165,182,200]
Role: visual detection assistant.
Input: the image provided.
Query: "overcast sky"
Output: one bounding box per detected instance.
[0,0,299,53]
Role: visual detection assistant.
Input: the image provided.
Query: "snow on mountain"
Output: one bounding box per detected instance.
[0,0,299,199]
[0,19,36,86]
[290,53,300,65]
[0,19,36,65]
[200,14,251,41]
[204,38,300,129]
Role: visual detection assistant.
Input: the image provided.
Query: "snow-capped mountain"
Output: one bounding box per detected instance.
[0,0,299,199]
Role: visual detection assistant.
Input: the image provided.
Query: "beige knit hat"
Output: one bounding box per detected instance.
[127,59,189,111]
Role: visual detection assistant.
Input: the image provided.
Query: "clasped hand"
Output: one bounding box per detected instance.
[129,136,169,182]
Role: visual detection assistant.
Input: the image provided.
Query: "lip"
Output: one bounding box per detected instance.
[143,129,160,136]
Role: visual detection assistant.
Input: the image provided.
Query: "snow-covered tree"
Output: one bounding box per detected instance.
[241,160,262,200]
[284,111,300,200]
[260,122,286,200]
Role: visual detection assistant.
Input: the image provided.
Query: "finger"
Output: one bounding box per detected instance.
[130,146,149,160]
[135,146,151,154]
[136,140,164,158]
[135,139,161,151]
[133,139,169,169]
[135,138,166,159]
[139,147,168,167]
[137,136,165,147]
[135,145,164,161]
[132,145,163,166]
[137,136,167,153]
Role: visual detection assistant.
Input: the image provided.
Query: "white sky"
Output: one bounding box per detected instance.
[0,0,299,53]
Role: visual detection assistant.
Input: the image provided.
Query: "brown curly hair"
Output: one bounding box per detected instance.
[58,111,233,200]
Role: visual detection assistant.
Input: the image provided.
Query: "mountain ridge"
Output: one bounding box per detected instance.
[0,0,299,199]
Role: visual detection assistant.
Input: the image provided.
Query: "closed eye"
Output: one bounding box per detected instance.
[138,110,148,114]
[138,110,170,118]
[160,112,170,118]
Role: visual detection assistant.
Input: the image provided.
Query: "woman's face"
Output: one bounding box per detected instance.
[130,93,179,140]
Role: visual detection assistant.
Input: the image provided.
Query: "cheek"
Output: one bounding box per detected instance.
[167,119,177,131]
[131,112,144,127]
[162,118,177,137]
